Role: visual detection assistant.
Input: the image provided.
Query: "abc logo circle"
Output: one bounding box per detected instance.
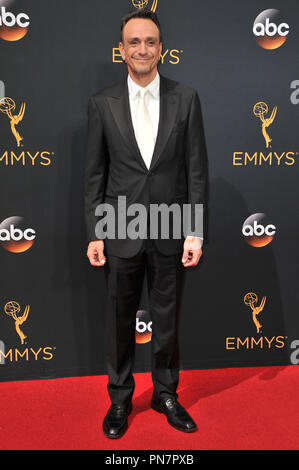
[0,0,30,42]
[0,216,36,253]
[253,9,289,50]
[242,213,276,247]
[135,310,152,344]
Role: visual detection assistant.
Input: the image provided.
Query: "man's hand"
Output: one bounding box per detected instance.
[87,240,106,266]
[181,237,202,267]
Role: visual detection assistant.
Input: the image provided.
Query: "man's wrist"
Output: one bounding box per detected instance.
[186,236,203,248]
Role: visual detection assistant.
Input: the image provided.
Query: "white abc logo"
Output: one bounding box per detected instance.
[253,18,289,37]
[242,221,276,237]
[0,224,36,241]
[0,7,30,28]
[136,318,152,333]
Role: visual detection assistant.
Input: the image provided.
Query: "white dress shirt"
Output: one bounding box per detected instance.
[128,71,160,147]
[127,72,203,247]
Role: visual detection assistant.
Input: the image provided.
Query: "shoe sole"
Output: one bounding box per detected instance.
[151,401,197,433]
[103,403,133,439]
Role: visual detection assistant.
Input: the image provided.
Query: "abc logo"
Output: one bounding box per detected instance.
[135,310,152,344]
[0,216,36,253]
[253,9,289,50]
[242,213,276,247]
[0,1,30,42]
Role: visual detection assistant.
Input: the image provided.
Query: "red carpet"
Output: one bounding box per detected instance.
[0,365,298,450]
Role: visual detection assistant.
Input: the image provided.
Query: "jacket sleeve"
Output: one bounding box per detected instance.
[185,90,208,239]
[84,95,109,243]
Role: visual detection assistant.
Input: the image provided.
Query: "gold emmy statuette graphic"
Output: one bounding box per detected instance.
[132,0,158,12]
[253,101,277,149]
[4,301,30,345]
[244,292,266,334]
[0,97,26,147]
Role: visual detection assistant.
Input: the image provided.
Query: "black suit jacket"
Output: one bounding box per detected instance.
[84,74,207,258]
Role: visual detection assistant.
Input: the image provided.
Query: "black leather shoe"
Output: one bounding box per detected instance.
[151,395,197,433]
[102,402,132,439]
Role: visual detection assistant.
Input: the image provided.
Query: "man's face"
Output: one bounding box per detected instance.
[119,18,162,76]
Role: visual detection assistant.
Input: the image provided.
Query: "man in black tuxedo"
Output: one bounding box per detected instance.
[85,9,207,439]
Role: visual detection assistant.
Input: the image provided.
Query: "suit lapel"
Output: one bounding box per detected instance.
[106,75,179,172]
[150,76,179,170]
[107,79,148,171]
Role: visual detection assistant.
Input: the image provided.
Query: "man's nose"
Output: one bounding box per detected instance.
[138,42,148,54]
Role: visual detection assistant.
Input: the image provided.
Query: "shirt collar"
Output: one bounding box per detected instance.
[127,72,160,100]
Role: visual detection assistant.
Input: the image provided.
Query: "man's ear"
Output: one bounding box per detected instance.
[119,42,126,62]
[159,42,163,58]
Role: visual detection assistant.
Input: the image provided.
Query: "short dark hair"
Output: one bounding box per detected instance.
[120,9,163,43]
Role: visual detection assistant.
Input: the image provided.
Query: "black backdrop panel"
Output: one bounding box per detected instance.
[0,0,298,381]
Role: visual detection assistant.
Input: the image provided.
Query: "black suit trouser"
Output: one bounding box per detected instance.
[104,238,184,406]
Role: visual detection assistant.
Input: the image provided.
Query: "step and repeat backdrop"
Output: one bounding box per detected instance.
[0,0,299,381]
